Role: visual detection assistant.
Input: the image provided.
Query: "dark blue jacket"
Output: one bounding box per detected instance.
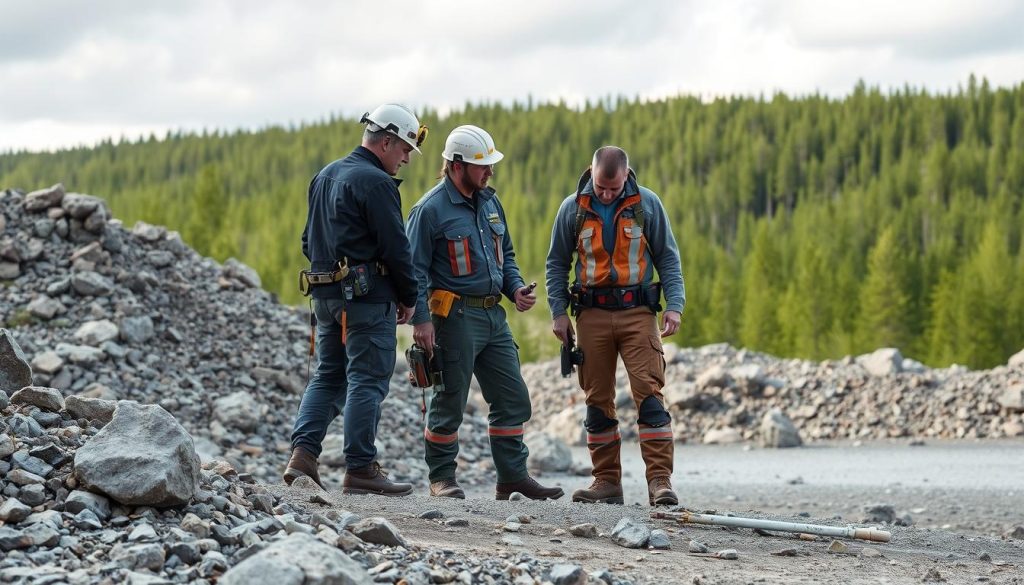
[301,146,418,306]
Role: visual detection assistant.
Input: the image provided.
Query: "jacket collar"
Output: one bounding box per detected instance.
[353,146,402,186]
[443,175,495,206]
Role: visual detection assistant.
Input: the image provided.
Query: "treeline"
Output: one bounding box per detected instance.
[2,76,1023,367]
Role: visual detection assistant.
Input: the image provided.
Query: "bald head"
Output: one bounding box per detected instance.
[591,146,629,204]
[592,146,629,180]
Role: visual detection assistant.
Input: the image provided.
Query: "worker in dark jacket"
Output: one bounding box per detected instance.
[284,104,427,496]
[407,125,564,501]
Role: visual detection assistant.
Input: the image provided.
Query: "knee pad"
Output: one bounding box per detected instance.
[637,395,671,427]
[585,405,619,433]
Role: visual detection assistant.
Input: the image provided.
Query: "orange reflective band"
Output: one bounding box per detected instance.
[638,428,673,441]
[424,428,458,444]
[587,429,621,445]
[488,425,524,437]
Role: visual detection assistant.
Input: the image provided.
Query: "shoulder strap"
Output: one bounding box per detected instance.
[573,202,587,243]
[632,200,644,231]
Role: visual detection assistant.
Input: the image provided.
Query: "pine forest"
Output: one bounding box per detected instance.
[2,77,1022,368]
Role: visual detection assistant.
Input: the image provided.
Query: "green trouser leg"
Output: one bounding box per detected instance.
[425,304,531,484]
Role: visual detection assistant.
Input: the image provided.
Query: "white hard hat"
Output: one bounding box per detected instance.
[360,104,428,153]
[442,125,504,165]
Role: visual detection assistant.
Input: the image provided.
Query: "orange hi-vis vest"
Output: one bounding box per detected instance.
[573,169,649,288]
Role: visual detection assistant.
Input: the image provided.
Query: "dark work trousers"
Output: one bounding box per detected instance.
[424,302,532,484]
[290,298,396,471]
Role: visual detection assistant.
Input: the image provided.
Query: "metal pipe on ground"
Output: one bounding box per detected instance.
[651,511,892,543]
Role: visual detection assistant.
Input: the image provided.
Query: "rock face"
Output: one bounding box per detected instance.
[220,532,370,585]
[0,329,33,393]
[73,401,200,506]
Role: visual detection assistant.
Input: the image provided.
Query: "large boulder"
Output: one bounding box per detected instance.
[759,408,802,448]
[0,329,32,394]
[73,401,200,506]
[525,431,573,472]
[220,532,370,585]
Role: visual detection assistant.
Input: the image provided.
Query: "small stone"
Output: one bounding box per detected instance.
[715,549,739,560]
[349,517,407,547]
[418,510,445,520]
[828,539,849,554]
[648,529,671,549]
[548,563,586,585]
[610,517,650,549]
[861,547,882,558]
[445,518,469,527]
[0,498,32,523]
[689,540,708,553]
[503,522,522,532]
[569,523,598,538]
[11,386,65,412]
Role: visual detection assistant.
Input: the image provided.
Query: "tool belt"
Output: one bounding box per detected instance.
[299,260,388,297]
[463,294,502,309]
[570,283,662,313]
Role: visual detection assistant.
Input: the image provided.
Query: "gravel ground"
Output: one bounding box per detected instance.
[271,440,1024,585]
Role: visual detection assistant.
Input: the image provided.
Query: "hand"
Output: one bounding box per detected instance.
[413,321,436,357]
[552,314,575,345]
[396,303,414,325]
[513,285,537,312]
[660,310,681,338]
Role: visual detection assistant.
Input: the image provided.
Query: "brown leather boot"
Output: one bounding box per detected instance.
[429,478,465,499]
[495,476,564,500]
[571,478,624,504]
[648,476,678,506]
[342,462,414,497]
[283,447,324,489]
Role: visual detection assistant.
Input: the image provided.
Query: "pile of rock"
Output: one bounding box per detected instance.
[525,344,1024,446]
[0,382,634,584]
[1,184,496,488]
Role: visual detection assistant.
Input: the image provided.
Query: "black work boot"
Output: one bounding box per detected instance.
[571,478,624,504]
[495,476,564,500]
[429,478,466,499]
[342,462,414,497]
[648,476,678,506]
[283,447,324,489]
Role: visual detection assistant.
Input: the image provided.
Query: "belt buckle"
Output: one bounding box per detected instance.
[484,296,497,308]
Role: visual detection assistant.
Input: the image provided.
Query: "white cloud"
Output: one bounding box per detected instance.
[0,0,1021,152]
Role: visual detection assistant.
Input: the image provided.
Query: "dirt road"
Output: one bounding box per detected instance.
[272,440,1024,584]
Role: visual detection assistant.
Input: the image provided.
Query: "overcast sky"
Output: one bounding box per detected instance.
[2,0,1022,152]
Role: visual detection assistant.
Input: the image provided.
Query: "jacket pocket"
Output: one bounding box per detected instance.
[445,230,474,277]
[489,222,506,266]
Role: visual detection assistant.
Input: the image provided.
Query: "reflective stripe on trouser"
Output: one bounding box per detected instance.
[576,306,672,482]
[587,426,622,483]
[638,424,674,481]
[424,302,531,483]
[290,299,396,469]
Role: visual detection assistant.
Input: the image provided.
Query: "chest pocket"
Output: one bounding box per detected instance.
[445,229,473,277]
[489,222,506,266]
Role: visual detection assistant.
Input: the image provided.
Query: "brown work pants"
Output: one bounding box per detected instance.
[576,306,674,484]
